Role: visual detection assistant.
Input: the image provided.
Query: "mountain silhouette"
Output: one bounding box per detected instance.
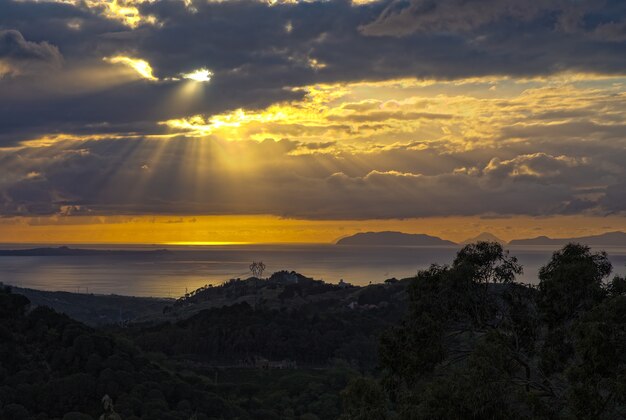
[508,231,626,246]
[336,231,456,246]
[461,232,505,245]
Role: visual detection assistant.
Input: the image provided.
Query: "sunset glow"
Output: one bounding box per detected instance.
[3,215,626,245]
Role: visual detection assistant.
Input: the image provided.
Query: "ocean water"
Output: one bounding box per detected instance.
[1,244,626,297]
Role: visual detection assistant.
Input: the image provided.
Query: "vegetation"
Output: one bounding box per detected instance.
[1,242,624,419]
[169,271,357,310]
[0,282,363,419]
[131,301,401,369]
[0,283,246,419]
[370,242,626,419]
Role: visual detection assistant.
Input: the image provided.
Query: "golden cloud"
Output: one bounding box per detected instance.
[160,72,626,155]
[104,55,157,80]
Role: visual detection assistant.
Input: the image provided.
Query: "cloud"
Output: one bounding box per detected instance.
[1,0,626,148]
[1,71,625,219]
[602,182,626,214]
[593,21,626,42]
[483,153,588,181]
[0,0,626,221]
[0,131,623,219]
[359,0,626,41]
[104,55,157,80]
[13,0,162,28]
[360,0,563,36]
[0,29,62,77]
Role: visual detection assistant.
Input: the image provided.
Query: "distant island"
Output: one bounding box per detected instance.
[0,246,171,257]
[460,232,505,245]
[337,230,626,248]
[3,232,626,258]
[509,231,626,247]
[336,231,456,246]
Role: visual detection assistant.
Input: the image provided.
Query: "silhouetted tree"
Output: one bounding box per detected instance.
[372,242,626,420]
[538,243,611,325]
[453,241,522,290]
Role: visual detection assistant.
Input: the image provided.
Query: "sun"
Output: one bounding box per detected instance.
[182,68,213,82]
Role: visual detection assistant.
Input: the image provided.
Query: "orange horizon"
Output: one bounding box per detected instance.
[2,214,626,245]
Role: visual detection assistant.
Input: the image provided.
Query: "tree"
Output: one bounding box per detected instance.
[608,275,626,297]
[250,261,266,278]
[379,265,448,394]
[453,241,523,290]
[565,295,626,418]
[538,243,611,325]
[449,242,523,327]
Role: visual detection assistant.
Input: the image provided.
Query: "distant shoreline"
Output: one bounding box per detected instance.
[4,240,626,258]
[0,246,171,257]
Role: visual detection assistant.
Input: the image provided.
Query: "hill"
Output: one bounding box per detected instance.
[460,232,505,245]
[336,231,456,246]
[0,284,246,419]
[12,286,171,326]
[0,281,369,419]
[167,271,386,312]
[509,231,626,246]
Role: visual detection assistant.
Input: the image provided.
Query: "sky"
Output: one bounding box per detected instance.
[1,0,626,244]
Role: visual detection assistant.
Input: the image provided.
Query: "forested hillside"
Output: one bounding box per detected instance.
[130,271,408,370]
[0,284,249,419]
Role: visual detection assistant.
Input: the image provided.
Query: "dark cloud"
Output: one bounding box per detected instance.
[0,29,61,62]
[593,21,626,42]
[359,0,626,39]
[360,0,563,36]
[0,29,62,77]
[602,183,626,214]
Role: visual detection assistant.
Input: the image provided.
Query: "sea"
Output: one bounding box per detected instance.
[1,243,626,298]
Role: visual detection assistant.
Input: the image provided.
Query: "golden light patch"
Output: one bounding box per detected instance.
[104,56,157,80]
[182,68,213,82]
[350,0,382,4]
[36,0,159,27]
[164,241,252,245]
[307,58,327,70]
[0,60,16,78]
[19,0,329,27]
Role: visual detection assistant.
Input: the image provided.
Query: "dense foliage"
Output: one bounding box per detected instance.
[171,272,348,309]
[132,300,402,369]
[361,242,626,419]
[0,283,366,420]
[137,271,407,370]
[0,284,250,419]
